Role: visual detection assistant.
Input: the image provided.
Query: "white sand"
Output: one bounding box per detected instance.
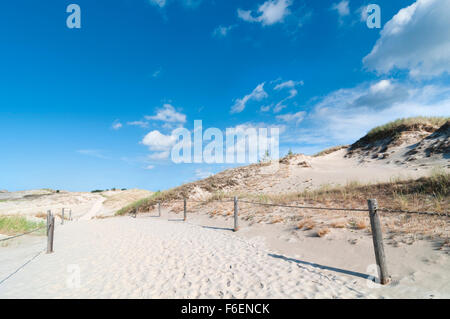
[1,213,448,299]
[0,216,376,299]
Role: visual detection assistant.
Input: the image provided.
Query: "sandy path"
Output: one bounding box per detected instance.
[0,216,379,299]
[78,198,106,221]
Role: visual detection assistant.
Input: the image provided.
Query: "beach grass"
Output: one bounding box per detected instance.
[0,215,46,236]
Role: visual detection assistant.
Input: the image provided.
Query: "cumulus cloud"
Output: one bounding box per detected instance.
[231,83,268,114]
[142,130,177,151]
[141,128,192,160]
[238,0,293,26]
[363,0,450,78]
[145,104,187,123]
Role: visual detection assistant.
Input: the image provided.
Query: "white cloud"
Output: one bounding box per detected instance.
[145,165,155,170]
[212,25,236,38]
[142,130,177,152]
[149,0,201,8]
[231,83,268,114]
[271,80,303,113]
[298,81,450,144]
[273,101,287,113]
[276,111,305,124]
[141,128,191,160]
[127,121,149,128]
[145,104,187,123]
[238,0,293,26]
[112,120,123,130]
[357,5,369,22]
[149,0,166,7]
[148,151,171,160]
[331,1,350,17]
[370,79,392,93]
[152,67,162,78]
[363,0,450,78]
[195,168,213,179]
[274,80,303,90]
[77,150,108,159]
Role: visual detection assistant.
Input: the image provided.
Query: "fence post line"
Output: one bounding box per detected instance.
[61,208,64,225]
[47,214,54,254]
[368,199,390,285]
[184,198,187,221]
[234,196,239,232]
[158,202,161,217]
[69,209,72,221]
[46,210,51,236]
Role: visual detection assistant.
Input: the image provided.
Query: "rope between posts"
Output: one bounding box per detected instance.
[238,200,369,212]
[151,199,448,216]
[0,226,46,243]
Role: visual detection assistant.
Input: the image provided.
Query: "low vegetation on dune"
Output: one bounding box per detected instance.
[0,215,45,236]
[350,116,449,151]
[117,170,449,217]
[313,145,349,157]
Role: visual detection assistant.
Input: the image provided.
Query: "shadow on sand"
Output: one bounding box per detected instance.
[269,253,370,280]
[201,225,234,231]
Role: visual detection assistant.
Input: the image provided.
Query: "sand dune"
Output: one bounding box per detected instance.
[0,189,152,220]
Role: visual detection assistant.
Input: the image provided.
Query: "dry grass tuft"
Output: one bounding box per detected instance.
[297,219,315,230]
[271,216,284,224]
[34,212,47,219]
[316,228,331,237]
[356,220,368,230]
[331,220,346,228]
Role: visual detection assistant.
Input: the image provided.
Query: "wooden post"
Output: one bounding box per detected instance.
[69,209,72,221]
[368,199,390,285]
[184,198,187,221]
[158,202,161,217]
[47,214,54,254]
[46,210,51,236]
[233,196,239,232]
[61,208,64,225]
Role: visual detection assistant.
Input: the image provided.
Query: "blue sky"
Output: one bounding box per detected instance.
[1,0,449,192]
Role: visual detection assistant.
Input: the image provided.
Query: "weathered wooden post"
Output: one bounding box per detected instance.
[61,208,65,225]
[233,196,239,232]
[47,214,55,254]
[158,202,161,217]
[69,209,72,221]
[46,210,51,236]
[184,198,187,221]
[368,199,390,285]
